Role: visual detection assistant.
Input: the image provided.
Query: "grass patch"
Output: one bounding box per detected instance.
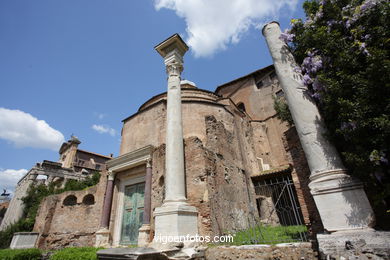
[49,247,103,260]
[225,225,307,246]
[0,248,41,260]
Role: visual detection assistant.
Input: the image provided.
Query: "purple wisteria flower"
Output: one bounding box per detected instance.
[303,74,313,86]
[315,10,323,20]
[310,92,321,101]
[327,19,336,27]
[361,0,377,12]
[301,54,323,75]
[312,78,323,91]
[364,34,371,40]
[370,150,388,165]
[345,19,351,28]
[359,42,370,56]
[279,29,295,43]
[381,156,389,165]
[341,121,357,131]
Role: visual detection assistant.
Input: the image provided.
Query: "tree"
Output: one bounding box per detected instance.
[280,0,390,228]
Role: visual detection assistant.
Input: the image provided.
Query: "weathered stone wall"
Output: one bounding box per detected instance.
[216,69,324,237]
[147,115,260,239]
[216,68,289,169]
[0,174,34,231]
[282,127,323,234]
[205,243,317,260]
[33,171,108,250]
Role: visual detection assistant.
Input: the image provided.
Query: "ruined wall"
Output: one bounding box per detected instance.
[216,70,289,170]
[203,115,259,235]
[33,171,108,250]
[282,127,323,234]
[0,174,34,231]
[216,69,323,236]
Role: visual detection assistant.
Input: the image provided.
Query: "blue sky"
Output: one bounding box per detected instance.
[0,0,306,194]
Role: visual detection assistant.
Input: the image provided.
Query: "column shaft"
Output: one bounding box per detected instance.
[262,22,374,231]
[100,172,114,229]
[143,161,152,224]
[164,63,186,202]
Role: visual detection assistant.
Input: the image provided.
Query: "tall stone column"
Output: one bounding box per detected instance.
[138,159,153,246]
[95,170,114,247]
[153,34,198,242]
[262,22,374,232]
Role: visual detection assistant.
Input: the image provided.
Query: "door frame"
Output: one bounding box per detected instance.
[112,173,145,246]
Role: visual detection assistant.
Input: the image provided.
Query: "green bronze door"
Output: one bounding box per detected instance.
[120,182,145,245]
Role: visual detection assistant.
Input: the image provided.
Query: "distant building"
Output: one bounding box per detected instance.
[59,136,112,173]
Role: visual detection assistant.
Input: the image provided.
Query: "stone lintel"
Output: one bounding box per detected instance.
[107,145,153,174]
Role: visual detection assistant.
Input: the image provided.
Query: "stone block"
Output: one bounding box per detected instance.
[317,230,390,259]
[154,202,198,240]
[10,232,39,249]
[97,247,168,260]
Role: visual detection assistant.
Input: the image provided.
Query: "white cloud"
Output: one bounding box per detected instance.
[0,169,28,197]
[0,108,65,151]
[92,124,116,137]
[154,0,298,57]
[94,112,106,120]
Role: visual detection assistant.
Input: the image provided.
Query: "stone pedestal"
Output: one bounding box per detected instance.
[153,34,198,243]
[95,228,111,248]
[262,21,375,232]
[138,224,151,247]
[154,202,198,239]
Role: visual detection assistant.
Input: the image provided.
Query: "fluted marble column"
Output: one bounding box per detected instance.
[262,22,374,231]
[153,34,198,241]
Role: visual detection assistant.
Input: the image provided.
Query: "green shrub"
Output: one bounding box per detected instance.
[0,248,41,260]
[273,96,294,126]
[50,247,102,260]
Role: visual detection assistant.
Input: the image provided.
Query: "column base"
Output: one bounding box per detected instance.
[95,228,111,248]
[317,230,390,259]
[309,170,375,232]
[138,224,151,247]
[153,201,198,244]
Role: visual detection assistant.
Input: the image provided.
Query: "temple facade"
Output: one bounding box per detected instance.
[30,59,321,249]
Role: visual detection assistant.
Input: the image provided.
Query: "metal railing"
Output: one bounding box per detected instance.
[225,174,308,245]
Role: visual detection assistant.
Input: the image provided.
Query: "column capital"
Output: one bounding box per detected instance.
[146,159,152,168]
[107,170,114,181]
[165,62,183,77]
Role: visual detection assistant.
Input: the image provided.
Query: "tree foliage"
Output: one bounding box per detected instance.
[281,0,390,228]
